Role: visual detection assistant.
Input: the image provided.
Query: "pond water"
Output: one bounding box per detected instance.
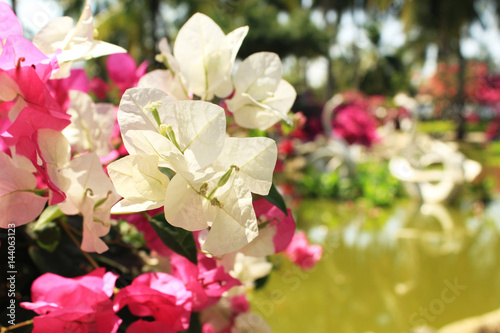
[251,197,500,332]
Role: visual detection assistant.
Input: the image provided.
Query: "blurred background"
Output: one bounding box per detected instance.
[7,0,500,332]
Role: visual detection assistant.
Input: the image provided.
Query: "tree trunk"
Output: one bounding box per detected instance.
[454,49,467,140]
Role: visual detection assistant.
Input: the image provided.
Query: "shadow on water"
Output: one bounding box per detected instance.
[252,197,500,333]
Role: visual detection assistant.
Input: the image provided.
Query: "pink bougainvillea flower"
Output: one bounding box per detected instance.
[170,253,241,312]
[89,76,110,100]
[1,66,70,148]
[113,272,192,332]
[332,103,379,147]
[0,3,57,82]
[278,138,295,157]
[0,66,71,204]
[284,230,323,270]
[0,36,59,82]
[126,320,176,333]
[486,116,500,141]
[20,268,121,333]
[47,68,90,110]
[106,53,148,95]
[241,198,296,256]
[0,2,22,41]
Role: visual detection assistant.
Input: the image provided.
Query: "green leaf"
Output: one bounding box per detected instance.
[149,213,198,264]
[180,312,202,333]
[159,167,176,180]
[34,206,64,231]
[34,221,61,252]
[262,183,288,216]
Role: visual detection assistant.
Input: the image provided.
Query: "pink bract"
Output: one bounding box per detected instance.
[20,268,121,333]
[170,253,241,311]
[332,103,379,147]
[284,230,323,270]
[0,36,59,82]
[0,2,23,41]
[113,272,192,332]
[253,198,296,253]
[47,68,90,110]
[106,53,148,95]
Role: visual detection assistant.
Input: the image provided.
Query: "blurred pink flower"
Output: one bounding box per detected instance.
[278,138,295,157]
[284,231,322,270]
[486,116,500,141]
[201,295,251,333]
[106,53,148,95]
[20,268,121,333]
[332,103,379,147]
[47,68,90,110]
[90,77,111,100]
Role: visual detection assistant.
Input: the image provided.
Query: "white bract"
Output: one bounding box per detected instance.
[139,37,189,100]
[109,88,277,255]
[173,13,248,100]
[38,129,120,253]
[226,52,296,130]
[63,91,115,158]
[0,151,47,228]
[229,252,273,290]
[140,13,247,101]
[107,154,170,213]
[32,0,126,78]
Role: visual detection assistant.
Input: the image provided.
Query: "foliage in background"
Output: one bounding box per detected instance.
[298,161,404,207]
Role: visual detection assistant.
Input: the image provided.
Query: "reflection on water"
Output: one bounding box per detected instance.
[252,198,500,333]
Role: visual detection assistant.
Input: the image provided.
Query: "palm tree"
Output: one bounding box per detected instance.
[312,0,367,97]
[368,0,481,139]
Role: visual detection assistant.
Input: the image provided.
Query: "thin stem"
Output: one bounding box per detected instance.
[59,221,99,269]
[64,222,82,236]
[1,319,33,332]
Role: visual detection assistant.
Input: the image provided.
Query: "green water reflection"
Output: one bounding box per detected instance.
[252,198,500,333]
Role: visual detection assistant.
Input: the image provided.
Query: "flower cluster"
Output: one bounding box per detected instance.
[1,2,322,331]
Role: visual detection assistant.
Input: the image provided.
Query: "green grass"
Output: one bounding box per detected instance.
[416,120,455,134]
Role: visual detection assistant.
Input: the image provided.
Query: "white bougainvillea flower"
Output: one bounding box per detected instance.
[111,90,278,254]
[228,252,273,290]
[32,0,126,78]
[38,129,120,253]
[211,137,277,196]
[0,151,48,228]
[163,173,258,256]
[63,91,115,157]
[116,88,175,154]
[138,69,189,101]
[233,312,272,333]
[118,88,226,170]
[226,52,296,130]
[173,13,248,100]
[107,154,170,213]
[139,38,190,100]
